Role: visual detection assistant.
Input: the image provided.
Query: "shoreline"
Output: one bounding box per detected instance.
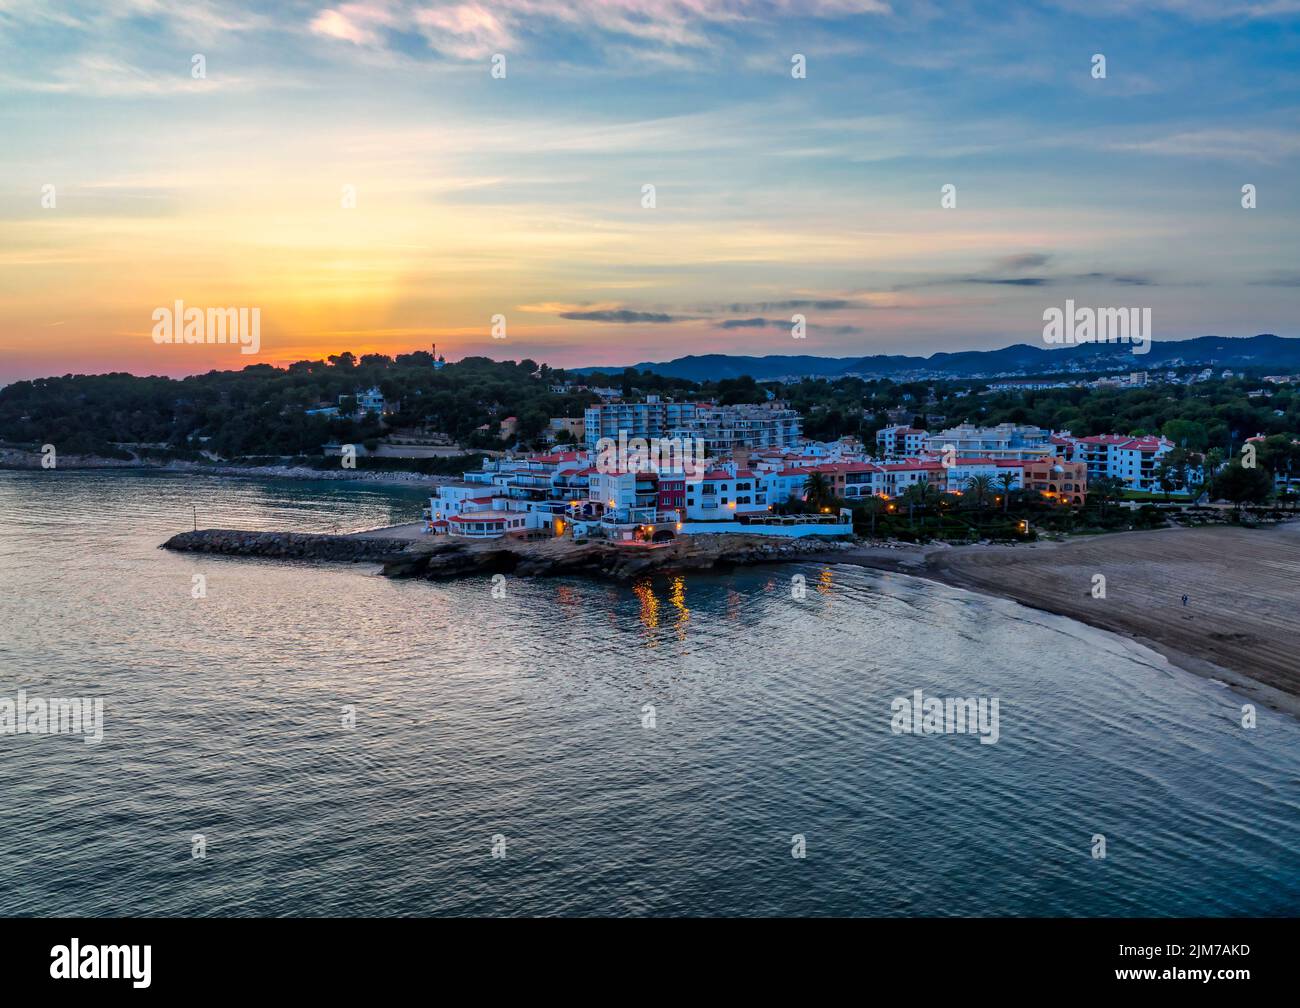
[159,511,1300,718]
[0,449,451,490]
[807,525,1300,719]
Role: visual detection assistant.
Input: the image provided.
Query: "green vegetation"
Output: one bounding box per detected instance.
[2,354,1298,513]
[0,354,596,459]
[778,373,1300,452]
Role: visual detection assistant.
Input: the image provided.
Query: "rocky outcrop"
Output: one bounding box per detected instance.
[162,528,856,580]
[162,529,416,563]
[383,534,855,581]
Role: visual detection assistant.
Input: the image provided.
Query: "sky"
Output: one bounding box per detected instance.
[1,0,1298,381]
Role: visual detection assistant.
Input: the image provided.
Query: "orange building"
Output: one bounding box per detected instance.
[1021,456,1087,505]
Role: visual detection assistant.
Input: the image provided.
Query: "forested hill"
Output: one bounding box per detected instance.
[2,347,1298,467]
[0,353,610,458]
[573,334,1300,382]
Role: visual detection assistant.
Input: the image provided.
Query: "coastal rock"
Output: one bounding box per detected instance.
[162,529,416,563]
[161,527,856,582]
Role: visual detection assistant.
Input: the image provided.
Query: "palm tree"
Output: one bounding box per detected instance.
[995,471,1017,513]
[903,480,938,529]
[803,472,833,512]
[964,474,996,512]
[858,495,884,538]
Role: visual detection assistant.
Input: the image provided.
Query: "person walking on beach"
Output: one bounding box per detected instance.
[1181,594,1189,607]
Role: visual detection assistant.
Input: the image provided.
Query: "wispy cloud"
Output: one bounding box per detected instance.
[1107,128,1300,163]
[559,308,679,323]
[308,1,893,61]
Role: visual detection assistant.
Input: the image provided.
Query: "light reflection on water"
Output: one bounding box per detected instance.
[1,470,1298,917]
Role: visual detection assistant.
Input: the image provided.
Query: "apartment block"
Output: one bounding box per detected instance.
[582,396,699,450]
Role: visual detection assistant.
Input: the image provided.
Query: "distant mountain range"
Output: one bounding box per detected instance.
[571,334,1300,382]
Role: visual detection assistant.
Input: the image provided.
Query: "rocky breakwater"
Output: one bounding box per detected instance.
[381,533,857,582]
[162,529,417,563]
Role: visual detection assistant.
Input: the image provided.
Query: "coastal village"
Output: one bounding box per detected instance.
[419,395,1200,545]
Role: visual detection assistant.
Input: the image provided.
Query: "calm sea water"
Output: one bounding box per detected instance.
[1,469,1297,917]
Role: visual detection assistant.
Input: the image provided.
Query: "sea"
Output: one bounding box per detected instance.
[1,469,1297,916]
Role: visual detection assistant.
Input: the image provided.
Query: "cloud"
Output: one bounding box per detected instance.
[1078,272,1153,286]
[967,276,1049,286]
[310,5,396,45]
[0,53,272,96]
[810,323,865,336]
[995,252,1052,271]
[901,254,1156,290]
[722,299,852,312]
[560,309,678,323]
[1248,272,1300,287]
[718,317,773,328]
[1049,0,1300,20]
[1106,128,1300,163]
[307,0,893,61]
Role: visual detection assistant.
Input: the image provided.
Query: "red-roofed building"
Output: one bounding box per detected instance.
[876,425,929,458]
[1057,433,1173,492]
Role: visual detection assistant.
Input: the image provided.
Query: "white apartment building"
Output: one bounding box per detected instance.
[1056,434,1173,492]
[670,402,802,456]
[682,466,767,519]
[924,422,1053,463]
[582,396,699,450]
[875,461,946,497]
[941,458,1023,493]
[875,426,928,458]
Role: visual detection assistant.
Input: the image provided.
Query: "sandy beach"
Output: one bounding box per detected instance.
[827,522,1300,717]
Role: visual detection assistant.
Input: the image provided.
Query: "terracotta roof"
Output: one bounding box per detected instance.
[696,469,757,480]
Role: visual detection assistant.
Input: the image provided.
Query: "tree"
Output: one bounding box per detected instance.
[902,480,938,529]
[1212,461,1273,511]
[1255,434,1300,483]
[1092,476,1127,516]
[1162,418,1208,453]
[963,474,995,511]
[857,496,884,538]
[995,471,1017,513]
[803,472,834,511]
[1156,463,1179,502]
